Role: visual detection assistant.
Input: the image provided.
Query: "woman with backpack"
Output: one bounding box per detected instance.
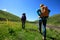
[37,4,50,40]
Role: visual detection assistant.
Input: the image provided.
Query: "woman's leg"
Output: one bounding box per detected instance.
[39,20,42,33]
[43,19,47,40]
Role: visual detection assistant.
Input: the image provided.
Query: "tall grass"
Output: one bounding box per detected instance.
[0,21,60,40]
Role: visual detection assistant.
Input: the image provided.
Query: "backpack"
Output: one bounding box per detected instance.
[40,6,49,17]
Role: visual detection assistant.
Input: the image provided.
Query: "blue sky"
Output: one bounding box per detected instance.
[0,0,60,21]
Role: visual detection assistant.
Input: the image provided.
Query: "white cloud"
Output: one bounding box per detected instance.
[2,9,7,11]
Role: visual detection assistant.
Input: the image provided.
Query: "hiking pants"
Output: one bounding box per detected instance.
[22,21,25,29]
[39,17,47,40]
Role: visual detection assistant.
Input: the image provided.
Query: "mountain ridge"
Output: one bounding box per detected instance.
[0,10,20,21]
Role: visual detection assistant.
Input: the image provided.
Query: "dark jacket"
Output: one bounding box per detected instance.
[37,9,50,20]
[21,15,26,22]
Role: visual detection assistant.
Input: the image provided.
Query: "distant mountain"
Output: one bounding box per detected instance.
[0,10,20,21]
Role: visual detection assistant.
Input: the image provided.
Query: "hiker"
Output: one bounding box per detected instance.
[37,4,50,40]
[21,13,26,29]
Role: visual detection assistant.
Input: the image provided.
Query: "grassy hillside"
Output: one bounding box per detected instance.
[0,10,20,21]
[47,14,60,26]
[0,21,60,40]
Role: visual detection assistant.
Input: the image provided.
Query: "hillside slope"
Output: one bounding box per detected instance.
[47,14,60,26]
[0,10,20,21]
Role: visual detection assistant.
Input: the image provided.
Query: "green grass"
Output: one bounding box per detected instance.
[0,21,60,40]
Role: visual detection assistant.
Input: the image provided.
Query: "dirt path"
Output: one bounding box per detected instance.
[47,25,60,31]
